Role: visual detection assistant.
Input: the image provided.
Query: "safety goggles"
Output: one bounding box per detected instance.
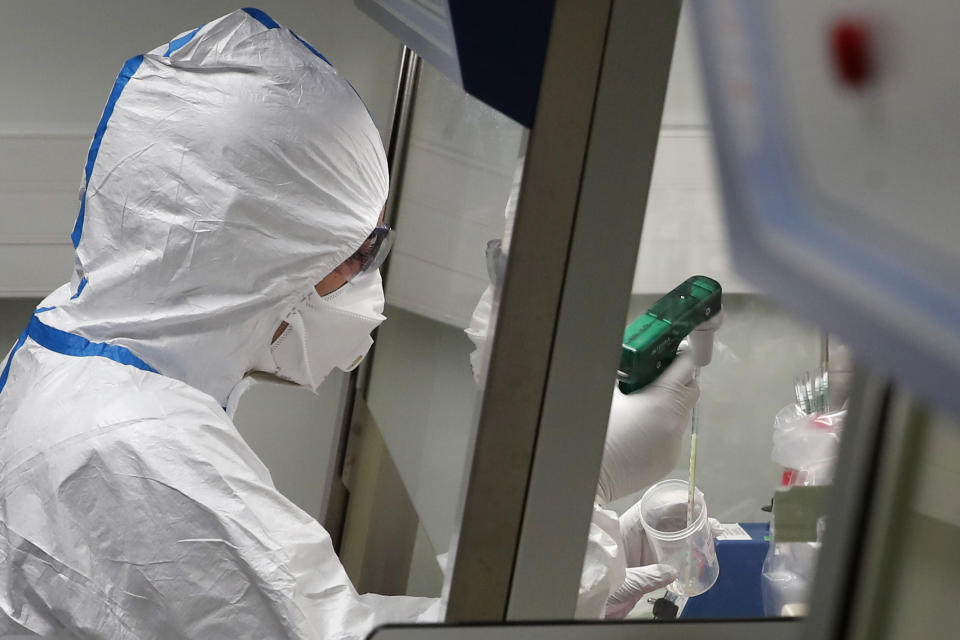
[341,224,395,281]
[486,238,507,285]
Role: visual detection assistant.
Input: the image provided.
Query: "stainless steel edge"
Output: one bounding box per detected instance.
[505,0,683,620]
[444,0,615,622]
[326,44,418,548]
[370,619,797,640]
[842,388,930,640]
[381,46,421,232]
[801,368,891,640]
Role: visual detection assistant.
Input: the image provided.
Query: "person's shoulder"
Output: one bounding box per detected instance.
[8,341,224,420]
[96,374,228,430]
[59,374,266,485]
[92,375,271,479]
[6,347,231,450]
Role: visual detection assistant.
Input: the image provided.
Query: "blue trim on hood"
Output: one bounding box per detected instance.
[292,32,331,64]
[165,25,203,56]
[71,54,144,249]
[243,8,331,65]
[243,7,280,30]
[26,316,158,374]
[70,277,88,300]
[292,30,366,116]
[0,330,28,396]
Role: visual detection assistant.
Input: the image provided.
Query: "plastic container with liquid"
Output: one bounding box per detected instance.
[639,479,720,597]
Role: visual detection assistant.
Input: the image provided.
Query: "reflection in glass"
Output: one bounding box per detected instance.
[363,60,526,598]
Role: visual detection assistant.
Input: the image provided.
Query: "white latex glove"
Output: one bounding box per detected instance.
[605,564,677,619]
[619,500,658,567]
[605,502,724,619]
[597,353,699,504]
[710,517,723,537]
[601,499,676,619]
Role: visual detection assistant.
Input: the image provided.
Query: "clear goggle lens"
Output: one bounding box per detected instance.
[338,225,395,281]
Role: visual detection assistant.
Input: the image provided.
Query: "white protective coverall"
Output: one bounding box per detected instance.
[0,9,438,639]
[0,8,667,638]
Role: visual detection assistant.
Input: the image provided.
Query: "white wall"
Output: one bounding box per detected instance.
[0,0,403,298]
[0,0,403,518]
[631,3,757,295]
[0,1,400,136]
[0,300,38,350]
[384,65,524,328]
[661,1,710,128]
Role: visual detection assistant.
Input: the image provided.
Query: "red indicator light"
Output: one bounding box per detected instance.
[828,17,875,88]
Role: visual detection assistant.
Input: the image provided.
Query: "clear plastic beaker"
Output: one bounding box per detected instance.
[638,479,719,596]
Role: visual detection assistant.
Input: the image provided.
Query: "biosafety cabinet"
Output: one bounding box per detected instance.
[2,1,953,638]
[330,1,960,639]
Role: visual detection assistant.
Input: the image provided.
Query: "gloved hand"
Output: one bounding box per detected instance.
[605,564,676,619]
[597,353,699,504]
[618,499,657,568]
[605,501,724,618]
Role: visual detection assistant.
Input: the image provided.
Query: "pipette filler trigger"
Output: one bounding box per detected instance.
[617,275,722,394]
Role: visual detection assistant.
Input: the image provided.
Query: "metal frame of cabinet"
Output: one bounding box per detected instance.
[446,0,684,621]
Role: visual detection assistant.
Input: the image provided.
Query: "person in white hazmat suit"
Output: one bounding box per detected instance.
[0,8,704,638]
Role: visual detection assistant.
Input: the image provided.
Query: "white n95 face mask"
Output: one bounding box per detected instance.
[264,270,386,390]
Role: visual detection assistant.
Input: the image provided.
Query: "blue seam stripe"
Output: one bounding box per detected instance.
[0,330,28,396]
[288,28,372,118]
[346,79,373,119]
[243,7,279,29]
[70,277,88,300]
[242,8,329,64]
[71,54,145,248]
[242,9,355,116]
[26,316,158,374]
[289,31,370,117]
[291,32,330,64]
[165,25,203,56]
[35,306,56,314]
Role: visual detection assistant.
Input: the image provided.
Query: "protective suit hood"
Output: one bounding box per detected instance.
[37,8,388,405]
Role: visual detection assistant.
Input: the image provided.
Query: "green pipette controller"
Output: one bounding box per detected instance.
[617,275,722,394]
